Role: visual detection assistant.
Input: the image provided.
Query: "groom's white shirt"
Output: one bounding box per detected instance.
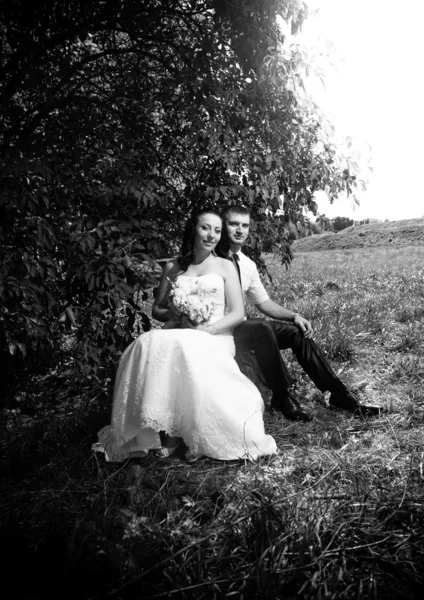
[231,250,270,306]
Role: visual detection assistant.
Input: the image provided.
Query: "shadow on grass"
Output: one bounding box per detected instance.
[1,373,424,600]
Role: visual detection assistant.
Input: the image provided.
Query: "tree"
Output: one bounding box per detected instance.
[333,216,354,232]
[0,0,365,388]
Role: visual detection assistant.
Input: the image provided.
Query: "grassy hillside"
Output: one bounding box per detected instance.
[292,217,424,253]
[2,245,424,599]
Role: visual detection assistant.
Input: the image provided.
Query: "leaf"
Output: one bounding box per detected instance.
[65,307,76,324]
[87,273,95,291]
[17,343,27,357]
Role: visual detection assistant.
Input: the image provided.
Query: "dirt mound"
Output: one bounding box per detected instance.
[292,218,424,253]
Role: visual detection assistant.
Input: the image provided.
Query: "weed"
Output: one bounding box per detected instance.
[320,328,356,363]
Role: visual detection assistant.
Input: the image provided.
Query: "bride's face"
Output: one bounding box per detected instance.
[194,213,222,252]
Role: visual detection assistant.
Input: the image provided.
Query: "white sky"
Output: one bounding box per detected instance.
[297,0,424,221]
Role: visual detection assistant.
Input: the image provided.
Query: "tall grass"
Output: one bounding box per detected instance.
[1,245,423,599]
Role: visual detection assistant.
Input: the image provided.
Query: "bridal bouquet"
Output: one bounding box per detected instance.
[169,279,215,325]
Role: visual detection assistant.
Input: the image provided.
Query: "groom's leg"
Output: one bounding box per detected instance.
[270,321,382,416]
[270,321,345,393]
[233,319,312,421]
[233,318,294,397]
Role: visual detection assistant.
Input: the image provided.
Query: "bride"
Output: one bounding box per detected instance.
[94,209,277,462]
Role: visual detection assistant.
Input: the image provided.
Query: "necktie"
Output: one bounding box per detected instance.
[232,253,242,285]
[232,254,246,318]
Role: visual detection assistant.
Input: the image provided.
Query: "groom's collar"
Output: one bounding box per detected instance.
[228,248,242,258]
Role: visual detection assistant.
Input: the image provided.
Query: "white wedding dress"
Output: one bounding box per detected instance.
[94,274,277,461]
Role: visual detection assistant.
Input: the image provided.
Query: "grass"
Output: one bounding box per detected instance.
[1,245,424,599]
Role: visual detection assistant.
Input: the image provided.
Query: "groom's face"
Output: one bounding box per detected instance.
[225,212,250,247]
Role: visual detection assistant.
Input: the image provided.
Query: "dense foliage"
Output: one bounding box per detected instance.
[1,0,362,392]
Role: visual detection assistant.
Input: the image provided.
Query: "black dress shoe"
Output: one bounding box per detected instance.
[329,391,383,417]
[281,406,313,422]
[353,404,384,417]
[271,394,313,422]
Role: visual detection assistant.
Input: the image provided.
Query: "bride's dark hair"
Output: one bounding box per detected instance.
[178,208,222,272]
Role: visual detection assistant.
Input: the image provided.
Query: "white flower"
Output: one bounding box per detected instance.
[169,278,216,325]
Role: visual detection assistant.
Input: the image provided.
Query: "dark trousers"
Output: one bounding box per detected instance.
[233,318,346,401]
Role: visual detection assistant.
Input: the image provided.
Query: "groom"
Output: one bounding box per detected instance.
[219,205,382,421]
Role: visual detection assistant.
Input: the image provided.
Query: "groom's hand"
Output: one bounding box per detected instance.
[180,315,197,329]
[293,314,313,339]
[166,304,182,322]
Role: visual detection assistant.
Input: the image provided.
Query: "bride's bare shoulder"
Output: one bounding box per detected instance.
[214,256,234,274]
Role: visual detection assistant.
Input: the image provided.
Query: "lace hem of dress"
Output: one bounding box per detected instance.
[92,416,185,463]
[92,425,150,463]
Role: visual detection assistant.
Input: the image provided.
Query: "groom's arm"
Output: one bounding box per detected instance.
[152,262,180,322]
[255,299,313,339]
[240,253,313,339]
[244,258,313,338]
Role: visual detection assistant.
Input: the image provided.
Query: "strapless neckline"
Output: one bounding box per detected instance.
[177,273,224,282]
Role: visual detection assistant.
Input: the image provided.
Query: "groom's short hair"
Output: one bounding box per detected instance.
[221,205,250,221]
